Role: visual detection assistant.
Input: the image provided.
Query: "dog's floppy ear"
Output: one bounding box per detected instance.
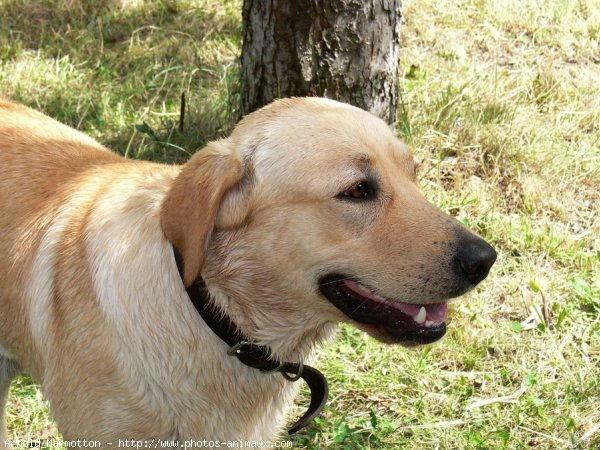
[161,140,244,287]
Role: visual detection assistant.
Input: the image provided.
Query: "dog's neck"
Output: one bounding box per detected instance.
[172,246,332,435]
[202,281,337,363]
[173,245,318,364]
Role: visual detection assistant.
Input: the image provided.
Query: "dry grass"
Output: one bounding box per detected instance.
[1,0,598,448]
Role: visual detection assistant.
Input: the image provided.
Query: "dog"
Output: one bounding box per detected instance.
[0,97,496,444]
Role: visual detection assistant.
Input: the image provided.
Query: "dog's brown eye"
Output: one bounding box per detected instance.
[339,182,372,200]
[346,183,368,198]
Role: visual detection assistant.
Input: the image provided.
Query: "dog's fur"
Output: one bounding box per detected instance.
[0,97,493,444]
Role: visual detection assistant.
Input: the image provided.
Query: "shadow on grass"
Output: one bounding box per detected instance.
[0,0,242,163]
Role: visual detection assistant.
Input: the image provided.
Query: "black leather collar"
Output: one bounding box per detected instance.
[172,246,328,435]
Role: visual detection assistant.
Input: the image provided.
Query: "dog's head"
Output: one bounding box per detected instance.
[162,98,496,350]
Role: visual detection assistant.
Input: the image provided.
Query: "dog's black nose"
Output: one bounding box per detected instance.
[456,237,497,285]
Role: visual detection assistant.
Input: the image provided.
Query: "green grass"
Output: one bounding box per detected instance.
[1,0,599,448]
[0,0,241,163]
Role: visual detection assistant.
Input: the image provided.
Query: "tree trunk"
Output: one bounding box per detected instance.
[241,0,402,125]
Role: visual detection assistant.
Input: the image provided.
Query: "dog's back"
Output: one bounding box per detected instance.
[0,99,121,226]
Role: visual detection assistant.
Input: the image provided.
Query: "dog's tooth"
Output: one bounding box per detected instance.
[425,320,433,328]
[412,306,426,324]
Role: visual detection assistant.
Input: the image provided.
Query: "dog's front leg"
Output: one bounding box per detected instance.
[0,357,20,447]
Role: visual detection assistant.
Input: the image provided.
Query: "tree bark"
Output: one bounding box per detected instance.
[241,0,402,125]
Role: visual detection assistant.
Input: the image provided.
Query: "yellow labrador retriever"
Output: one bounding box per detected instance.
[0,97,495,444]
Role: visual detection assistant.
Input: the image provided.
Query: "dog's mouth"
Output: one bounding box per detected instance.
[319,274,448,345]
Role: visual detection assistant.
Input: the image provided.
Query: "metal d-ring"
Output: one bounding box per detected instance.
[282,358,304,382]
[227,341,249,356]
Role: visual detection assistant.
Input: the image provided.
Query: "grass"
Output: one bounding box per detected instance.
[1,0,598,448]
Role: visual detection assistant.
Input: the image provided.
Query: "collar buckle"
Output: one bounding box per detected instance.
[281,358,304,382]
